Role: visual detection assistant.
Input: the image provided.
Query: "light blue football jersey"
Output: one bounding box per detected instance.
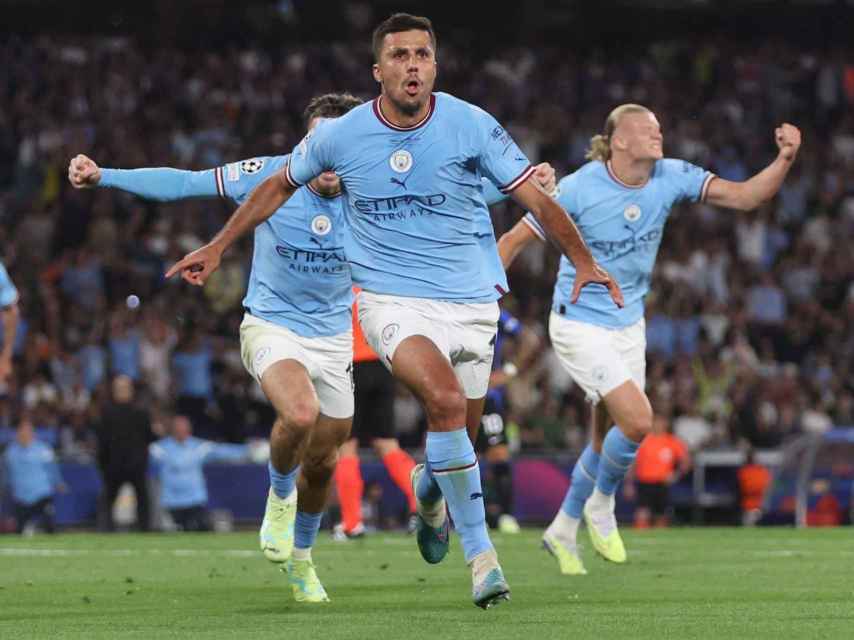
[218,156,352,337]
[286,92,534,302]
[524,159,714,328]
[0,262,18,308]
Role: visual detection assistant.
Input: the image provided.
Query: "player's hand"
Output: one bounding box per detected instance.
[571,261,624,308]
[775,123,801,162]
[68,154,102,188]
[164,243,223,286]
[532,162,557,195]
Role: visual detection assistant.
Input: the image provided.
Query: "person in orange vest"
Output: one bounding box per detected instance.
[333,288,418,537]
[626,413,690,528]
[737,449,772,526]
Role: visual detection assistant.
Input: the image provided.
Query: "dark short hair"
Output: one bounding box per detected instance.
[303,93,364,126]
[371,13,437,62]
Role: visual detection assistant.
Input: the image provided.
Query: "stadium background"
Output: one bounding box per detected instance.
[1,0,853,530]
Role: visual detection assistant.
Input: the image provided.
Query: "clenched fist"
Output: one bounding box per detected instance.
[68,154,101,188]
[775,123,801,162]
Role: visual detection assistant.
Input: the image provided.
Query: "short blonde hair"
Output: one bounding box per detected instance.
[585,104,652,162]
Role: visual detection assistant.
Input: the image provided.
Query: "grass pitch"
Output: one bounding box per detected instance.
[1,528,852,639]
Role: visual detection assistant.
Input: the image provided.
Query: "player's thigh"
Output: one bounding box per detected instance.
[601,378,653,438]
[548,312,635,404]
[392,335,466,422]
[240,314,319,419]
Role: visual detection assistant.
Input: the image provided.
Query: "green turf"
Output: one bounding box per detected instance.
[1,528,853,639]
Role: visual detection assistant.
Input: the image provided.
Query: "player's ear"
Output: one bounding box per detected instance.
[372,63,382,83]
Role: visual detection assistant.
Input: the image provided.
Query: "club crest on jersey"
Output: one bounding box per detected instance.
[389,149,413,173]
[311,214,332,236]
[623,204,642,222]
[241,158,265,175]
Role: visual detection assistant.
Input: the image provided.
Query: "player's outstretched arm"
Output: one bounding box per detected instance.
[165,174,296,286]
[68,154,220,201]
[706,123,802,211]
[510,179,624,308]
[497,220,540,269]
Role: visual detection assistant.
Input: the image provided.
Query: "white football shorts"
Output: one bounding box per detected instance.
[548,312,646,403]
[356,291,499,399]
[239,313,354,419]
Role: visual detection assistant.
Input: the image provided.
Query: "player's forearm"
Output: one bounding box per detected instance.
[736,154,795,211]
[100,167,218,201]
[530,199,594,268]
[209,175,294,253]
[497,224,530,269]
[1,305,19,361]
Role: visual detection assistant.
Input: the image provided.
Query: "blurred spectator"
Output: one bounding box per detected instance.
[95,375,154,531]
[171,330,214,438]
[1,417,65,534]
[737,449,772,526]
[108,310,141,381]
[149,414,251,532]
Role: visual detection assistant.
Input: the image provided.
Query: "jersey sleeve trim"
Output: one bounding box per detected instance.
[700,173,716,203]
[214,166,225,197]
[522,213,547,241]
[500,165,536,194]
[284,160,303,188]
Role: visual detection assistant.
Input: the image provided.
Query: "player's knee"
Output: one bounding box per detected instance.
[281,400,319,436]
[624,409,653,441]
[302,448,337,485]
[422,385,467,426]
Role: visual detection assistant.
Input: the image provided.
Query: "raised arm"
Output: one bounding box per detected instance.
[165,174,297,286]
[705,124,801,211]
[68,154,220,201]
[509,179,624,307]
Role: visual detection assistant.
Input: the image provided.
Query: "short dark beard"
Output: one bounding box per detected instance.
[386,92,423,117]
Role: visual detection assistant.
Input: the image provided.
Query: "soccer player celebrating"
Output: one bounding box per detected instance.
[166,14,621,608]
[498,104,801,574]
[69,93,363,603]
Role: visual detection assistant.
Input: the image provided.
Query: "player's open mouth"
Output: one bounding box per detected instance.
[404,80,420,96]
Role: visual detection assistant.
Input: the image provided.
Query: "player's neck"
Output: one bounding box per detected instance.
[608,156,653,187]
[378,93,430,128]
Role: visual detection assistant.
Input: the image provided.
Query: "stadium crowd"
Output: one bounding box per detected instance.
[0,32,852,468]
